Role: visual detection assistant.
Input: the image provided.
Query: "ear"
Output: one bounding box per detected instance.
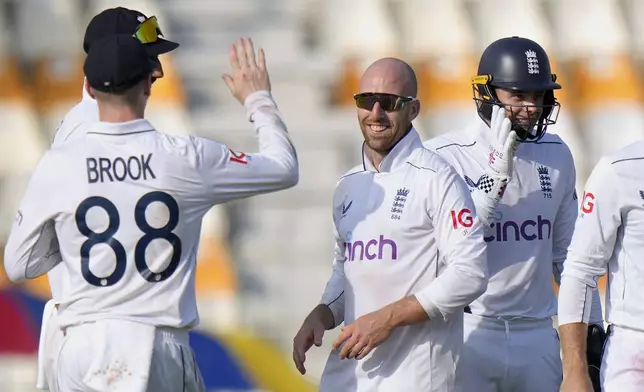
[409,100,421,122]
[150,57,163,79]
[144,74,152,97]
[84,80,96,99]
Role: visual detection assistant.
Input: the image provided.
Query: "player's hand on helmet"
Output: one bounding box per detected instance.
[487,105,520,179]
[222,37,271,105]
[292,304,333,375]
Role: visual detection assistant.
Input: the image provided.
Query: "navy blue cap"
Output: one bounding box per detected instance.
[83,7,179,56]
[84,35,153,94]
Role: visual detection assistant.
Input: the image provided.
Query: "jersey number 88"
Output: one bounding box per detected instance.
[75,191,181,287]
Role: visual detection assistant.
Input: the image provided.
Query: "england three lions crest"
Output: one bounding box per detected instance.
[391,188,410,220]
[525,50,539,74]
[537,165,552,199]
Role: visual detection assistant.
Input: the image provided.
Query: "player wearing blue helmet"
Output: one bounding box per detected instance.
[424,36,604,392]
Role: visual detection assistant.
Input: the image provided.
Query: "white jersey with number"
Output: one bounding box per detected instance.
[423,122,579,319]
[3,90,298,330]
[318,129,488,392]
[559,140,644,330]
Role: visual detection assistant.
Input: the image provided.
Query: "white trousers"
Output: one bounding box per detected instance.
[54,319,205,392]
[37,300,65,391]
[601,325,644,392]
[458,312,562,392]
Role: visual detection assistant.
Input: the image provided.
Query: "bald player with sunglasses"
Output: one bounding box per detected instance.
[292,57,488,391]
[35,7,179,391]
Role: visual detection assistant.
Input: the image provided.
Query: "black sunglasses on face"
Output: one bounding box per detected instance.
[353,93,415,112]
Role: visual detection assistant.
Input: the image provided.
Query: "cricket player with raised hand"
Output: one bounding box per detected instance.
[558,143,644,391]
[33,8,180,391]
[422,36,604,392]
[3,33,298,392]
[292,57,489,391]
[48,7,179,308]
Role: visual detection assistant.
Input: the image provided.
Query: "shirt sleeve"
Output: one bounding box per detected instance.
[3,153,63,283]
[320,224,346,327]
[51,99,98,147]
[558,158,620,325]
[414,165,489,320]
[428,139,505,228]
[319,222,346,328]
[191,90,299,204]
[552,148,579,280]
[551,156,604,325]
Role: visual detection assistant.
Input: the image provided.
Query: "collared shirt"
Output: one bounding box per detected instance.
[3,91,298,329]
[559,140,644,330]
[45,81,99,302]
[318,129,488,392]
[51,81,98,148]
[424,122,580,320]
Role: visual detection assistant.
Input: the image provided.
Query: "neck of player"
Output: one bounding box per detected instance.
[97,103,145,123]
[364,146,388,171]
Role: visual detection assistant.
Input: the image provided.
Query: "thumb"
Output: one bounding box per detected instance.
[313,324,325,347]
[222,74,235,93]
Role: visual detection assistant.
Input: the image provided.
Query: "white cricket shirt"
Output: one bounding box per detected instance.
[559,140,644,330]
[43,82,98,302]
[318,129,488,392]
[424,122,590,320]
[3,90,298,329]
[51,82,99,147]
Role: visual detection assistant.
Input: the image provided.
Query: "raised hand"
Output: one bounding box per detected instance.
[222,37,271,105]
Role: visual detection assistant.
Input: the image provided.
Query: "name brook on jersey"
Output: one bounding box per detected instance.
[86,153,156,184]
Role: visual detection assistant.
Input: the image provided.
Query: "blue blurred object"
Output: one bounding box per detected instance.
[0,287,275,390]
[189,329,255,389]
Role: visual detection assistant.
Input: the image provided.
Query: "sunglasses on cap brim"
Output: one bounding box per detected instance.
[353,93,416,112]
[133,16,164,44]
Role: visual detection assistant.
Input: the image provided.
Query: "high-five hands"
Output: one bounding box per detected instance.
[222,37,271,104]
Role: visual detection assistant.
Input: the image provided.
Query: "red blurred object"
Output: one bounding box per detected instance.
[0,291,38,354]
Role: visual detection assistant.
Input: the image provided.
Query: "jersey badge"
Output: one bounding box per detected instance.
[340,200,353,219]
[537,165,552,199]
[229,149,249,165]
[391,188,410,220]
[464,174,483,189]
[580,191,595,215]
[464,174,487,193]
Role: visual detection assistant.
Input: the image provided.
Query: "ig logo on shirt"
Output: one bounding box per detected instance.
[580,192,595,215]
[451,208,473,230]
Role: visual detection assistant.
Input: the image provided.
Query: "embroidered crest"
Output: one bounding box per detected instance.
[391,188,410,220]
[537,165,552,199]
[525,50,539,74]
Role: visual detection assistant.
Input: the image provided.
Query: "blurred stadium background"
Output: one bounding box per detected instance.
[0,0,641,390]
